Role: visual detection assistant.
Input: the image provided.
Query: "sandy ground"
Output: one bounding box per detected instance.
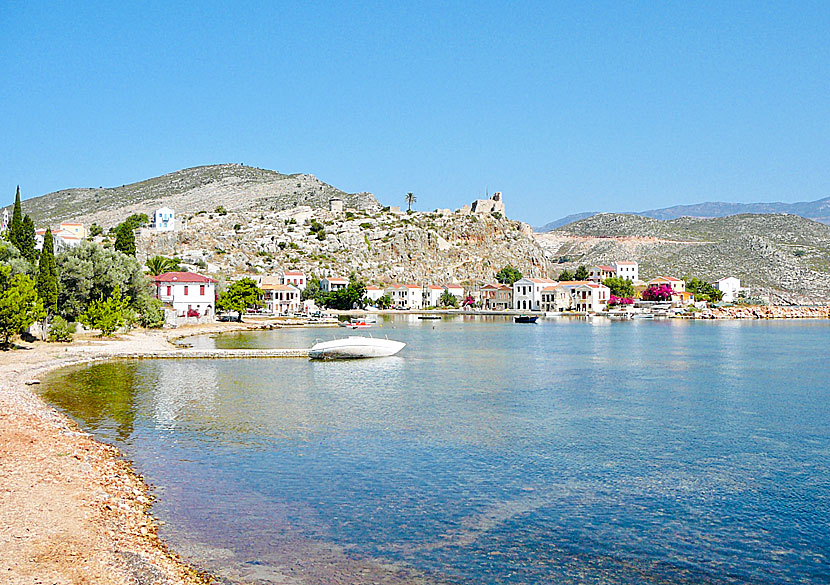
[0,320,297,585]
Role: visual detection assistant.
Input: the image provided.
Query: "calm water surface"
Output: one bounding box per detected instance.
[41,317,830,584]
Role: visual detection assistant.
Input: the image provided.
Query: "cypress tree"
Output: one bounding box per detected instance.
[114,223,136,256]
[19,215,38,265]
[37,228,58,316]
[9,186,23,249]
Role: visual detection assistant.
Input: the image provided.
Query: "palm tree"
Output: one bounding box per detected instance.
[145,255,181,276]
[405,192,417,212]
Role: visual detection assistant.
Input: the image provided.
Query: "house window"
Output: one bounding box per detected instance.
[184,286,189,295]
[200,285,205,295]
[166,286,171,296]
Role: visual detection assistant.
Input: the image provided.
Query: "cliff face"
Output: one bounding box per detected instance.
[536,213,830,304]
[16,164,380,228]
[140,206,549,285]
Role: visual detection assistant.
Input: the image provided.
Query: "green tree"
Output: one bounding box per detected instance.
[0,241,34,281]
[602,277,635,299]
[18,215,37,264]
[124,213,149,230]
[88,223,103,237]
[375,293,392,309]
[37,228,59,316]
[439,290,459,308]
[320,280,367,310]
[0,272,46,346]
[301,277,324,303]
[405,192,416,212]
[8,186,23,249]
[685,277,723,303]
[145,255,181,275]
[47,315,75,342]
[79,286,131,336]
[217,278,261,321]
[495,265,523,285]
[114,223,136,256]
[56,241,154,321]
[558,269,575,281]
[574,265,589,280]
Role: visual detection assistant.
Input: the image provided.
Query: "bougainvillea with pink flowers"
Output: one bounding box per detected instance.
[608,295,635,306]
[641,284,674,302]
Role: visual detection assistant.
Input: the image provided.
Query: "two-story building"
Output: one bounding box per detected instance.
[280,270,307,291]
[153,272,216,318]
[588,265,616,282]
[424,285,444,307]
[321,277,349,292]
[513,277,558,311]
[35,227,82,251]
[385,284,423,310]
[260,279,301,315]
[481,284,513,310]
[365,285,386,303]
[612,261,639,282]
[444,283,465,302]
[647,276,686,293]
[715,277,749,303]
[152,207,176,231]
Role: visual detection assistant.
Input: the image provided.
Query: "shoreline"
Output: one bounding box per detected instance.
[0,319,301,585]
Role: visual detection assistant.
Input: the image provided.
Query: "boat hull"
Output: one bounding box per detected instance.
[309,336,406,360]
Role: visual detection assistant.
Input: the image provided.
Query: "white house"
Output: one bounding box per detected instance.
[260,281,301,315]
[571,283,611,313]
[612,261,639,282]
[35,228,81,251]
[153,272,216,318]
[588,265,616,282]
[444,283,465,301]
[365,285,385,303]
[321,277,349,292]
[512,277,557,311]
[386,284,423,310]
[152,207,176,231]
[1,208,8,232]
[424,285,444,307]
[715,277,749,303]
[280,270,307,290]
[58,222,87,239]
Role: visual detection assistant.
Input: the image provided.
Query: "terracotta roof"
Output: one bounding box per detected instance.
[594,265,615,271]
[445,284,464,289]
[366,285,382,290]
[428,285,443,290]
[614,261,637,265]
[554,280,592,286]
[283,270,305,276]
[528,278,557,284]
[325,277,349,283]
[261,283,299,291]
[152,272,217,283]
[649,276,682,282]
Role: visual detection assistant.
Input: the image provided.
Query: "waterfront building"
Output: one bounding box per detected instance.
[647,276,686,293]
[715,277,749,303]
[321,277,349,292]
[444,283,465,301]
[612,261,639,282]
[153,271,216,318]
[152,207,176,231]
[481,283,513,310]
[672,291,696,307]
[280,270,307,290]
[365,285,385,303]
[385,284,423,310]
[260,278,301,315]
[424,285,444,307]
[512,277,558,311]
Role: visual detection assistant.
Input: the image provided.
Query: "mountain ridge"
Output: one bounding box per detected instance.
[536,196,830,231]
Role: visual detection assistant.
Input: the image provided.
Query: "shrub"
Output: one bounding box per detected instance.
[47,316,75,342]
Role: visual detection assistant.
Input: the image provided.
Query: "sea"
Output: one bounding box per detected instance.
[40,316,830,584]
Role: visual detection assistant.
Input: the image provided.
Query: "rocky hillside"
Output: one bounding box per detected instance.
[15,164,380,228]
[139,206,548,285]
[537,196,830,231]
[536,213,830,304]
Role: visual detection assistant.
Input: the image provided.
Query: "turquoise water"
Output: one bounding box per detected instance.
[42,317,830,584]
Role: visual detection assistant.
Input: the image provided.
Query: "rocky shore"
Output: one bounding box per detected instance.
[696,305,830,319]
[0,320,305,585]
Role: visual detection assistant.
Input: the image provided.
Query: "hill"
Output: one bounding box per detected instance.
[13,164,381,228]
[536,196,830,232]
[535,213,830,304]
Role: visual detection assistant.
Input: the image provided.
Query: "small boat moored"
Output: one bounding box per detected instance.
[514,315,538,323]
[309,336,406,360]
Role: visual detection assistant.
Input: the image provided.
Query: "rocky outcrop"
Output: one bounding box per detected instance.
[696,305,830,319]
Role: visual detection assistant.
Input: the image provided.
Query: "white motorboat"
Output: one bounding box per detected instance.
[309,336,406,360]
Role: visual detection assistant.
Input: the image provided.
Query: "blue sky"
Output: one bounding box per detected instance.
[2,2,828,224]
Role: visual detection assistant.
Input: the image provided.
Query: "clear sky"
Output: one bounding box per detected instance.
[2,2,828,224]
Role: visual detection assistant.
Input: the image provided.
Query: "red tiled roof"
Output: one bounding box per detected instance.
[595,265,615,271]
[152,272,217,283]
[283,270,305,276]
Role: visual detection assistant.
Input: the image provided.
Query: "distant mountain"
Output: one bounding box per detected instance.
[536,196,830,232]
[10,164,381,228]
